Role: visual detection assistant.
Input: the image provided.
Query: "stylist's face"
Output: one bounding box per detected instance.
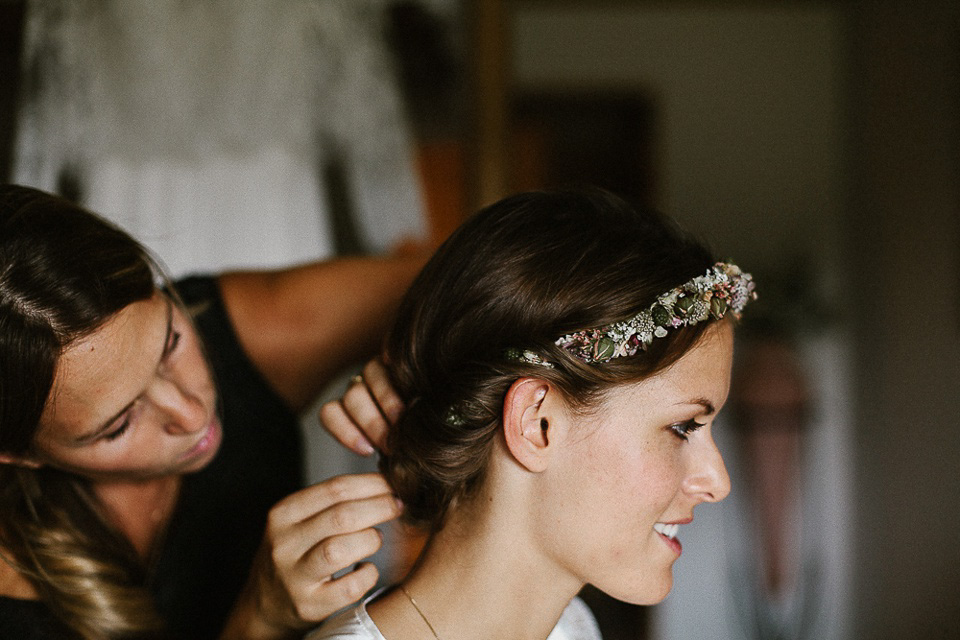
[541,322,733,605]
[31,291,221,482]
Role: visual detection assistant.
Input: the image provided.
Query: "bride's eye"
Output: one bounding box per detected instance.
[669,419,705,442]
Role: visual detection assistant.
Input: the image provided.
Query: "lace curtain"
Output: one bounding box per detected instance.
[13,0,425,276]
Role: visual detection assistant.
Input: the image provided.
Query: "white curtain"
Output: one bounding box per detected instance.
[13,0,425,277]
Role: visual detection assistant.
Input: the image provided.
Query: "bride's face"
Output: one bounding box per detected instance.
[537,321,734,604]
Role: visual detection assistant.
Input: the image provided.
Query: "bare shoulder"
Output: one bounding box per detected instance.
[0,549,39,600]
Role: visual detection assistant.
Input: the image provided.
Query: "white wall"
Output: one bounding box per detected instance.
[511,5,845,278]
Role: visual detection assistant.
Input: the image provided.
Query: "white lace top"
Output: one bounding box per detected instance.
[307,589,603,640]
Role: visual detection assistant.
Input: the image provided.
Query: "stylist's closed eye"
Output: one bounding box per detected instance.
[669,419,705,442]
[99,310,184,446]
[164,330,182,357]
[102,417,132,442]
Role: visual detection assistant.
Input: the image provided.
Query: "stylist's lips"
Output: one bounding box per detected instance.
[182,418,221,461]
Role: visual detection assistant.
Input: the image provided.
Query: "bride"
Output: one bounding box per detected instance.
[313,188,756,640]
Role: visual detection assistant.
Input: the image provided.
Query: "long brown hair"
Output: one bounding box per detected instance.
[383,189,718,529]
[0,184,164,638]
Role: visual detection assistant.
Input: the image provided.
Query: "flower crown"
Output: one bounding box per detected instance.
[511,262,756,366]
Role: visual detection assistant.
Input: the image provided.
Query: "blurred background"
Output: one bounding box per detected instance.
[1,1,957,639]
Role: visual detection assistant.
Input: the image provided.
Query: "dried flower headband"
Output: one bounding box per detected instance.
[509,262,756,367]
[444,262,755,427]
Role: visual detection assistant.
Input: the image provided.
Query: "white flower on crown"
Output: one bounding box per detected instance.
[614,342,632,358]
[658,290,679,308]
[688,300,709,323]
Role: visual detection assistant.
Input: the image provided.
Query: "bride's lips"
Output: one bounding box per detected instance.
[654,518,692,556]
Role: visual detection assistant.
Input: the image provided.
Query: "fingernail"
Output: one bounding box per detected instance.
[356,438,375,456]
[394,497,404,511]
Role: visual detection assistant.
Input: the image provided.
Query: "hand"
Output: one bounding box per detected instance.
[320,359,404,455]
[221,473,402,639]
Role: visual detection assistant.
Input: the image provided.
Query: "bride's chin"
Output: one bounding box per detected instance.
[594,575,674,607]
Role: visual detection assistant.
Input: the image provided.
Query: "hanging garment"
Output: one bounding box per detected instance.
[14,0,425,276]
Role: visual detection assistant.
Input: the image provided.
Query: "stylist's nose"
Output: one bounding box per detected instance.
[683,435,731,503]
[147,377,207,434]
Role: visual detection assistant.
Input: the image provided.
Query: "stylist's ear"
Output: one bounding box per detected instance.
[502,378,554,472]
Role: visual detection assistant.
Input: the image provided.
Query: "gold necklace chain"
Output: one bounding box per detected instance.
[399,584,442,640]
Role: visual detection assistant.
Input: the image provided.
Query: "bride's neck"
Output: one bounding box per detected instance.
[370,486,583,640]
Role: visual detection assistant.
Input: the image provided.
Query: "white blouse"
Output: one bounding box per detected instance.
[307,588,603,640]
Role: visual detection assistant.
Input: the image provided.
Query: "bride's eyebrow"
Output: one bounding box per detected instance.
[674,398,716,416]
[74,298,174,443]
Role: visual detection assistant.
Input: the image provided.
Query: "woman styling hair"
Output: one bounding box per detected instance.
[0,184,422,639]
[315,188,756,639]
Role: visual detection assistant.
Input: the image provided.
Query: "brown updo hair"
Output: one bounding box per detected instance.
[383,189,718,529]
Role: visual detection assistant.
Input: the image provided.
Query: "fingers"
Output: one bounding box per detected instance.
[342,380,389,451]
[302,527,385,584]
[360,359,405,425]
[319,359,404,455]
[330,562,380,603]
[269,473,396,529]
[281,491,400,573]
[257,474,402,626]
[268,475,401,576]
[297,562,381,622]
[271,531,386,623]
[320,398,379,456]
[303,491,399,548]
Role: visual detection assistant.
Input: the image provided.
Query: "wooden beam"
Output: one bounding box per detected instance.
[468,0,509,209]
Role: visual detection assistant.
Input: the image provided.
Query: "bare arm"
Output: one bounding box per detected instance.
[218,252,427,414]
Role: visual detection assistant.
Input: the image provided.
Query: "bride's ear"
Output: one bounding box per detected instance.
[502,377,557,472]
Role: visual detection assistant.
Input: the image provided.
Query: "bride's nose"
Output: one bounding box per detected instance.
[682,436,731,503]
